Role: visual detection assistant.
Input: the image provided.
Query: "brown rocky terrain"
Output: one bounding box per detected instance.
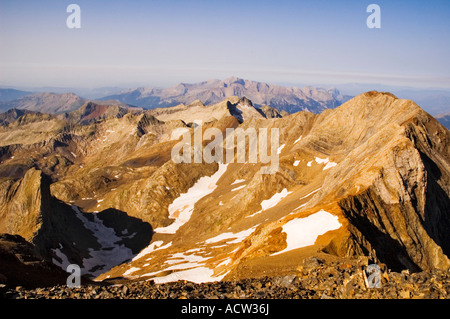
[3,257,450,299]
[0,91,448,299]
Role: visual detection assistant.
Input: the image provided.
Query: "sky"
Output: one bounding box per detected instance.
[1,0,450,90]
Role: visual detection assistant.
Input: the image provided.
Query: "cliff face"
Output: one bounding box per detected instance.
[0,168,48,241]
[338,108,450,272]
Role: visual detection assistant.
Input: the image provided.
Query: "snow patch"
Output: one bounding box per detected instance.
[323,161,337,170]
[247,188,291,218]
[165,252,208,267]
[204,226,257,245]
[231,179,246,185]
[154,163,228,234]
[261,188,291,211]
[150,267,227,284]
[231,184,246,192]
[132,241,172,262]
[124,267,141,276]
[299,188,320,200]
[310,157,337,170]
[272,210,341,256]
[293,160,300,167]
[315,157,329,164]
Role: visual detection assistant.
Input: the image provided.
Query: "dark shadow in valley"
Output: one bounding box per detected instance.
[35,195,153,278]
[95,208,154,258]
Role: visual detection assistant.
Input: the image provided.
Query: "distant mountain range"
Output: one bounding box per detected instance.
[0,88,33,102]
[0,92,86,114]
[0,92,139,115]
[0,77,449,128]
[0,78,349,115]
[436,113,450,129]
[100,77,352,114]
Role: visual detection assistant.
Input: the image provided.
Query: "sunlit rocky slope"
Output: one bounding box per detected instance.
[0,91,448,286]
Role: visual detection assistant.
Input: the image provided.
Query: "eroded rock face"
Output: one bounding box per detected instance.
[0,168,48,241]
[338,109,450,272]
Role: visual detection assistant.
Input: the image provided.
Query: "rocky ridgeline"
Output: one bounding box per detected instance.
[2,257,449,300]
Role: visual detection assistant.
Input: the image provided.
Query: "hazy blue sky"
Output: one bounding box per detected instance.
[1,0,449,89]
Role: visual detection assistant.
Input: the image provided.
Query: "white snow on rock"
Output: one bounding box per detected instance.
[323,161,337,170]
[124,267,141,276]
[299,188,321,200]
[138,250,231,284]
[293,160,300,166]
[154,163,229,234]
[294,135,303,144]
[272,210,341,256]
[246,188,291,218]
[315,157,329,164]
[204,226,257,245]
[261,188,291,211]
[150,266,227,284]
[231,184,246,192]
[131,240,172,262]
[309,157,338,170]
[231,179,246,185]
[164,252,210,269]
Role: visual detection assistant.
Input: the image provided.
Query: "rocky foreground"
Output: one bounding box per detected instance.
[2,257,449,300]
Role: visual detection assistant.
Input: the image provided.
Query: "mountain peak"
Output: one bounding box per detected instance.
[187,99,205,107]
[237,96,253,107]
[223,76,246,86]
[362,90,398,99]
